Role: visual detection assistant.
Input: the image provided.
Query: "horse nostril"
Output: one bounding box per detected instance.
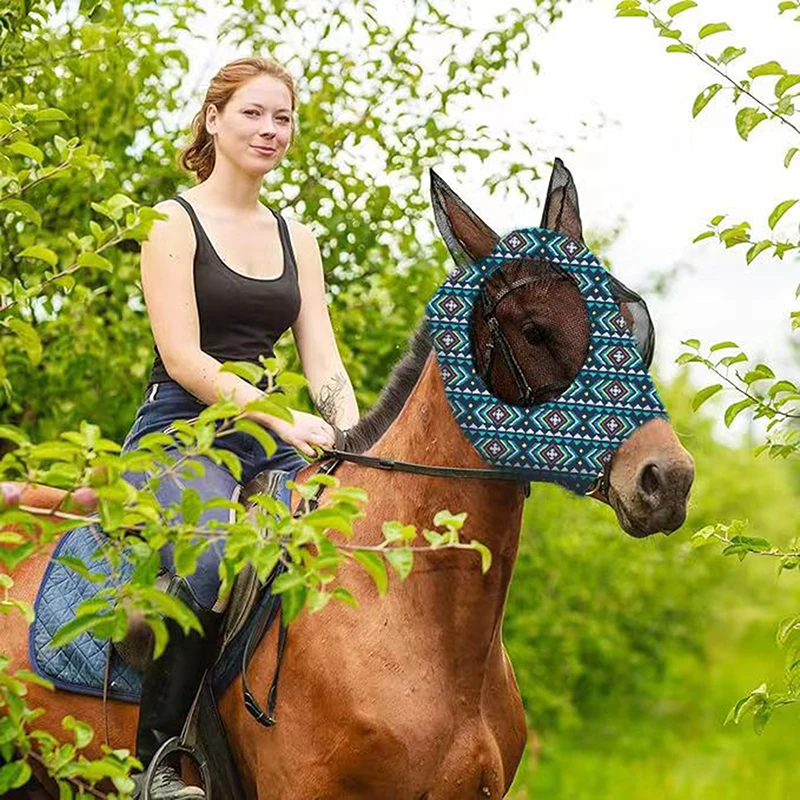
[639,463,661,498]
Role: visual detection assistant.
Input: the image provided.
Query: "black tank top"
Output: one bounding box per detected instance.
[147,195,301,391]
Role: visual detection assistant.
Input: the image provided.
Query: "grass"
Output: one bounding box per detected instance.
[508,560,800,799]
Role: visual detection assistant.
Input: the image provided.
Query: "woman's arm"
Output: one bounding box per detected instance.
[288,220,359,430]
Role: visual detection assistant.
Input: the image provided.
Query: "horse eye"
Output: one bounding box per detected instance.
[522,321,548,347]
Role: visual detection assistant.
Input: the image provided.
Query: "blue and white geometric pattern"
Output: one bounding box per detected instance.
[426,227,668,494]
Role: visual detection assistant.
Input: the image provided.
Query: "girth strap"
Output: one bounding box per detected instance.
[240,458,343,727]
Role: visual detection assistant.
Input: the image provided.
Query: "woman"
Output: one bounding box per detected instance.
[122,56,359,798]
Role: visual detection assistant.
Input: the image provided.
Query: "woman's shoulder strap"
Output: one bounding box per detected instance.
[268,207,298,274]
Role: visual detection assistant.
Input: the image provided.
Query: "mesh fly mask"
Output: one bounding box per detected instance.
[426,226,668,495]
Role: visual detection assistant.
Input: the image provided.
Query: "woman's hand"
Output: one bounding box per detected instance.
[267,409,336,457]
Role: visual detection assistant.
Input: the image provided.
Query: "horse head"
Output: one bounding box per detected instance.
[428,158,694,538]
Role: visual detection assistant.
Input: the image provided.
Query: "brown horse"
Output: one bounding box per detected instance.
[1,160,694,798]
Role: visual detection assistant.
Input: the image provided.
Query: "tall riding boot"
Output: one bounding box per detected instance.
[135,577,223,799]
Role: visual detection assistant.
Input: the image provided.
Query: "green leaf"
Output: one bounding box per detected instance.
[272,570,306,593]
[657,26,682,39]
[13,669,53,690]
[0,198,41,226]
[180,487,203,526]
[768,380,797,397]
[752,363,775,379]
[302,507,353,536]
[6,318,42,365]
[616,8,648,17]
[49,613,111,648]
[219,360,263,385]
[698,22,731,39]
[206,446,242,482]
[54,556,107,584]
[382,521,416,543]
[6,140,44,163]
[331,586,358,609]
[710,214,726,226]
[718,352,748,367]
[682,339,701,349]
[724,398,756,427]
[233,419,277,457]
[433,509,467,530]
[747,61,786,78]
[666,43,693,54]
[275,371,307,389]
[735,107,768,141]
[470,540,492,574]
[18,244,58,267]
[775,74,800,97]
[385,547,414,581]
[709,341,738,352]
[138,587,202,635]
[352,550,388,595]
[667,1,696,17]
[76,251,113,271]
[62,715,94,749]
[768,199,797,230]
[746,240,773,264]
[172,540,204,578]
[692,84,722,117]
[281,584,308,623]
[716,46,746,65]
[34,108,70,122]
[692,383,723,410]
[0,760,32,792]
[785,147,799,168]
[0,425,29,446]
[150,617,169,660]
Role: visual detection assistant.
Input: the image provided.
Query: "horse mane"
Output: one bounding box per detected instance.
[344,318,433,454]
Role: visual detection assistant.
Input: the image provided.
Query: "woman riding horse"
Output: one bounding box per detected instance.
[122,56,359,798]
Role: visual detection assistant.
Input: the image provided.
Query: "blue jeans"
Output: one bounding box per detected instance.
[121,379,306,610]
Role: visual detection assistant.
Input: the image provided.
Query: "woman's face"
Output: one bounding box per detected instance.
[206,74,294,174]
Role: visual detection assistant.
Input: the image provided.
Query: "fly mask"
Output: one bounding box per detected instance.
[426,160,668,495]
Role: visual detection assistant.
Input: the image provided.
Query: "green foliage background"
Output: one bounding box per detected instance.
[1,0,798,796]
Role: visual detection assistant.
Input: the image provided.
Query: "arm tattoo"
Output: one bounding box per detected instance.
[313,372,348,426]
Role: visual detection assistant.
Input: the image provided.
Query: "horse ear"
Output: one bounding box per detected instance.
[430,168,499,268]
[540,157,584,243]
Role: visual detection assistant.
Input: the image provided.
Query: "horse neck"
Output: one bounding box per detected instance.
[355,352,526,661]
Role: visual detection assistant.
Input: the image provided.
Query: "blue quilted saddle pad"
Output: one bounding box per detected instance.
[29,469,296,704]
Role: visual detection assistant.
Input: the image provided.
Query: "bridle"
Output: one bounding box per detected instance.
[475,271,566,407]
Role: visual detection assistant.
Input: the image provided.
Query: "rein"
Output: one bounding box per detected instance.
[321,445,531,495]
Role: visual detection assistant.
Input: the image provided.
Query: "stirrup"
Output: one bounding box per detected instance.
[138,736,212,800]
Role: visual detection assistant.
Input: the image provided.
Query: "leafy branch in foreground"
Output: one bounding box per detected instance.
[0,360,494,790]
[692,520,800,733]
[678,338,800,459]
[1,647,140,798]
[617,0,800,734]
[615,0,800,149]
[692,200,798,264]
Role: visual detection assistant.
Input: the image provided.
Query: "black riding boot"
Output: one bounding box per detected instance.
[135,577,223,799]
